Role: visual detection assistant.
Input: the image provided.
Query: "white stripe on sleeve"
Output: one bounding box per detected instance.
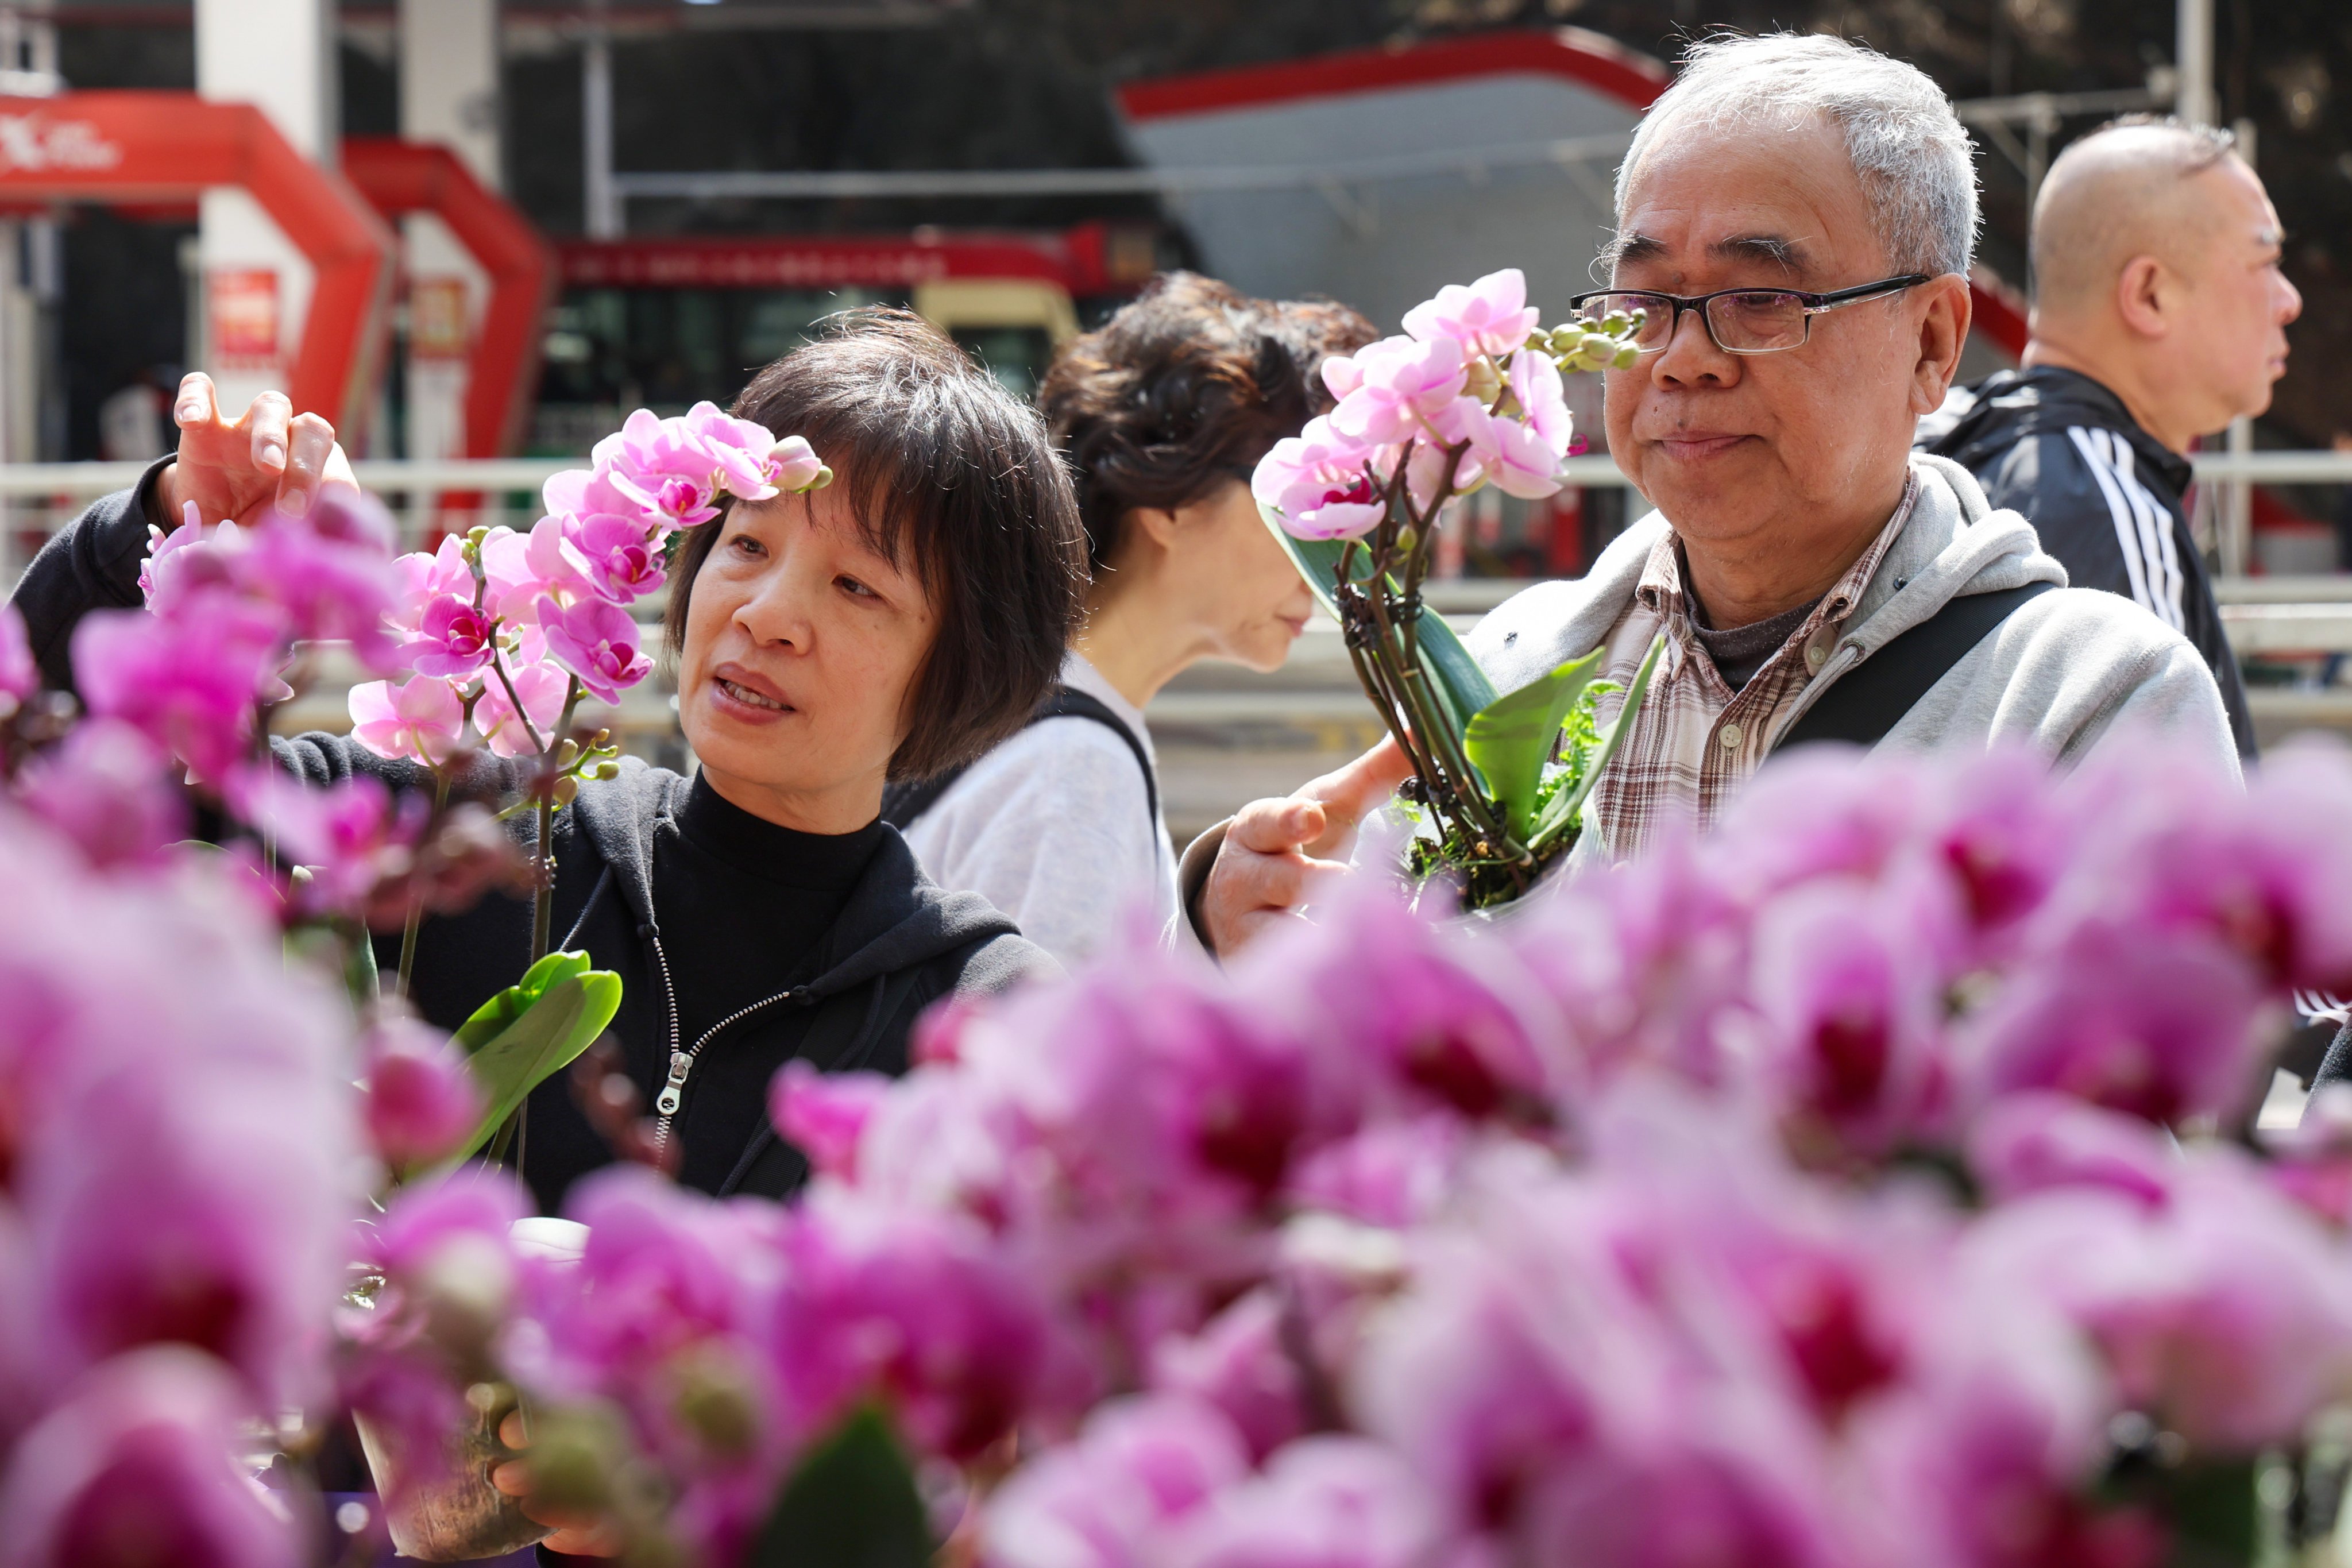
[2068,425,2154,614]
[2107,434,2187,631]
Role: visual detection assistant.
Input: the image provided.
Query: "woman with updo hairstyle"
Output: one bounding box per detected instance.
[886,273,1376,965]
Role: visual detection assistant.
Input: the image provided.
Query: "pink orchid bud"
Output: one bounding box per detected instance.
[362,1017,485,1176]
[535,594,652,705]
[0,1347,302,1568]
[348,673,467,767]
[767,434,829,493]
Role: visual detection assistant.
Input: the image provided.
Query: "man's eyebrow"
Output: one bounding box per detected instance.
[1598,231,1668,271]
[1709,234,1810,274]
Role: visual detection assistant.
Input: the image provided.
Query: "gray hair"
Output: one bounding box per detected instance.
[1613,33,1980,278]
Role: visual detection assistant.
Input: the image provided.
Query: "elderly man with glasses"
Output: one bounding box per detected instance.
[1184,30,2239,956]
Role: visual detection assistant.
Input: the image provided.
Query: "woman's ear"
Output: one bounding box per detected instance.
[1126,506,1185,553]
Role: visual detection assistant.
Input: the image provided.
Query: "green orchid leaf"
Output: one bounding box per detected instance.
[748,1404,932,1568]
[1529,632,1667,852]
[1260,499,1498,752]
[452,949,592,1054]
[1463,647,1607,839]
[451,968,622,1162]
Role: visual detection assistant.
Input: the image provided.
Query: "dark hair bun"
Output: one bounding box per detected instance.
[1038,273,1377,576]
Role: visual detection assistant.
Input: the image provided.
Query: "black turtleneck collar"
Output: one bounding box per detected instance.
[674,770,886,890]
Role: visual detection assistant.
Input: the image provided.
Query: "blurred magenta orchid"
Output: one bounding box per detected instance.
[360,1018,483,1177]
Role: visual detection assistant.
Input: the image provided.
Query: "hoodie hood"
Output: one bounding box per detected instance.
[565,755,1021,1000]
[1469,454,2065,696]
[1829,454,2069,653]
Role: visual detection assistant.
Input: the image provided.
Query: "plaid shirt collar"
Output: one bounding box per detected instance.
[1633,469,1918,637]
[1578,470,1923,859]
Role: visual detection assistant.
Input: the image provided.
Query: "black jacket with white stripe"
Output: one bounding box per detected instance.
[1918,365,2256,759]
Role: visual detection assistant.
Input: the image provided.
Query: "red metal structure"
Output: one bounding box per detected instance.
[1117,26,1670,119]
[342,137,557,458]
[0,91,394,430]
[554,222,1144,296]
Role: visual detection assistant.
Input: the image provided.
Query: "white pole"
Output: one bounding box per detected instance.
[2223,116,2257,577]
[195,0,338,418]
[399,0,501,480]
[2176,0,2215,126]
[583,32,620,239]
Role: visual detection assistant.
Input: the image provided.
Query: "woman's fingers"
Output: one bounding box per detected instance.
[244,390,293,477]
[280,411,337,515]
[173,372,215,430]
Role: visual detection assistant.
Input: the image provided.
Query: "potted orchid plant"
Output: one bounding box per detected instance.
[1252,268,1659,909]
[14,395,832,1559]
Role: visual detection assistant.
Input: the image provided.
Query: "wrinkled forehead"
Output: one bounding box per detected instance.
[1612,110,1884,287]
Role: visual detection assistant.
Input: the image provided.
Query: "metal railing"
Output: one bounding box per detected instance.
[5,450,2351,592]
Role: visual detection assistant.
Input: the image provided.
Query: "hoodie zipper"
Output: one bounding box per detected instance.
[650,978,815,1157]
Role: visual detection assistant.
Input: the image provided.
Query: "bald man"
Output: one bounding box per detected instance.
[1920,116,2299,759]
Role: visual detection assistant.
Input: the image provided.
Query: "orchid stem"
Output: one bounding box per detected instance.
[394,769,453,998]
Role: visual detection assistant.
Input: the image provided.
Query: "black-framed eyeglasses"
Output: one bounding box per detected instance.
[1566,274,1933,356]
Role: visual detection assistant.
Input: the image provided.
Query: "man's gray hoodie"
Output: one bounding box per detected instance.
[1467,454,2240,781]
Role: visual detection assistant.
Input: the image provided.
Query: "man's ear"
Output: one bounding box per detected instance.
[1910,273,1972,415]
[2114,255,2173,340]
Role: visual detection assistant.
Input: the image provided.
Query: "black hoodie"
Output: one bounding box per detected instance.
[10,469,1052,1210]
[1917,365,2256,759]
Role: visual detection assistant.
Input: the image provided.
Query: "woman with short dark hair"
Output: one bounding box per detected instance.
[891,274,1375,965]
[12,308,1088,1211]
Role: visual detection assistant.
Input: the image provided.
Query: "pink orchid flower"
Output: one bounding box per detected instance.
[1253,418,1387,541]
[680,401,788,500]
[403,592,499,678]
[349,673,467,766]
[388,535,474,633]
[560,511,669,605]
[71,593,285,782]
[1400,268,1543,358]
[473,657,569,757]
[361,1017,484,1176]
[1507,341,1575,456]
[594,409,725,526]
[536,594,652,704]
[1328,335,1469,447]
[542,461,641,522]
[481,516,591,625]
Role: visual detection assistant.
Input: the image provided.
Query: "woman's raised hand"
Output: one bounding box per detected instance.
[156,372,358,530]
